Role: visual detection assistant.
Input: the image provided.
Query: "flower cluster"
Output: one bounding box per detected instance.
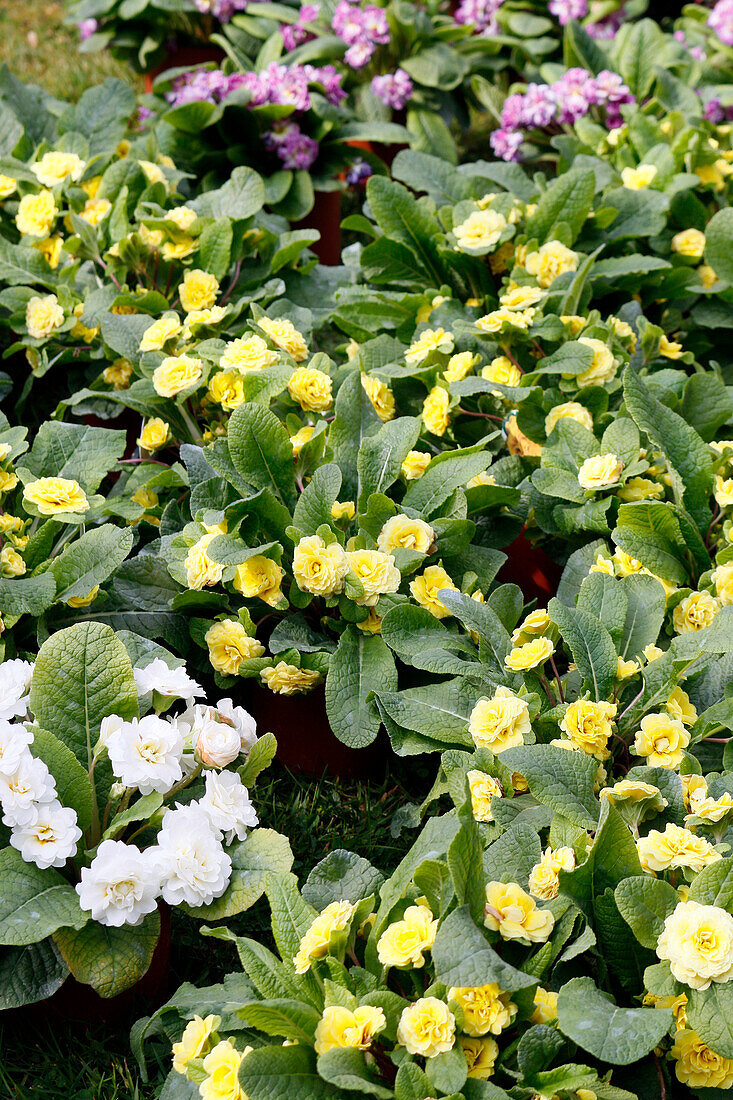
[167,61,345,110]
[371,69,413,111]
[491,68,634,160]
[709,0,733,47]
[332,0,390,69]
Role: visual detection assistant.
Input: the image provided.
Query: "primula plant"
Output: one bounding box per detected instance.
[0,619,288,1007]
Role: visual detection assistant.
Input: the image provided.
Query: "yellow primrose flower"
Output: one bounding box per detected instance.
[444,351,478,382]
[293,535,348,597]
[16,190,57,238]
[361,374,395,422]
[179,269,219,314]
[161,237,195,260]
[531,987,558,1025]
[460,1036,498,1079]
[140,314,182,351]
[138,160,167,186]
[406,327,454,365]
[34,235,63,269]
[184,533,224,591]
[200,1039,250,1100]
[448,984,516,1037]
[657,900,733,990]
[258,317,308,361]
[79,197,111,226]
[617,657,640,679]
[484,881,554,943]
[232,556,284,606]
[288,367,333,413]
[0,174,17,199]
[528,845,576,900]
[0,471,18,493]
[71,303,98,343]
[469,687,530,752]
[331,500,355,521]
[261,662,322,696]
[672,229,706,259]
[637,823,720,875]
[666,687,698,728]
[401,450,431,480]
[397,998,455,1058]
[172,1013,220,1075]
[377,904,438,968]
[293,900,355,973]
[698,264,718,289]
[409,564,458,618]
[712,562,733,605]
[545,401,593,435]
[476,307,535,333]
[290,425,314,456]
[617,477,663,502]
[673,591,720,634]
[0,548,26,577]
[31,151,86,188]
[23,477,88,516]
[560,699,617,760]
[481,356,521,391]
[26,294,64,339]
[499,285,544,311]
[347,548,401,606]
[103,358,133,390]
[356,607,382,633]
[208,371,244,411]
[138,224,164,251]
[422,386,451,436]
[504,636,554,671]
[453,209,507,252]
[671,1029,733,1089]
[576,337,617,387]
[152,354,203,398]
[467,769,503,823]
[621,164,658,189]
[659,333,683,359]
[377,515,434,555]
[524,240,578,287]
[634,712,690,768]
[167,205,197,230]
[314,1005,385,1055]
[205,619,264,675]
[714,476,733,508]
[511,609,551,646]
[220,334,277,373]
[138,418,169,452]
[643,643,664,662]
[561,314,587,335]
[578,453,624,491]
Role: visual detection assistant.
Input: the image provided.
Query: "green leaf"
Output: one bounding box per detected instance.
[557,976,672,1064]
[623,367,713,532]
[688,857,733,908]
[482,823,542,889]
[704,207,733,284]
[60,78,136,156]
[292,463,342,535]
[0,237,56,287]
[0,939,68,1009]
[432,904,537,992]
[264,872,318,963]
[20,421,127,492]
[618,19,663,98]
[194,166,265,220]
[183,829,294,920]
[613,502,689,586]
[325,627,397,748]
[548,597,617,700]
[329,369,382,502]
[525,169,595,245]
[577,573,627,649]
[559,802,640,918]
[0,574,56,617]
[500,745,600,829]
[54,909,160,998]
[102,792,164,841]
[614,876,678,950]
[357,416,421,511]
[317,1049,394,1099]
[365,176,446,287]
[241,999,321,1043]
[303,851,383,911]
[50,525,133,604]
[239,1044,343,1099]
[618,573,667,659]
[197,218,232,281]
[403,445,491,515]
[0,848,87,946]
[227,403,296,510]
[32,727,94,834]
[687,985,733,1059]
[30,622,139,769]
[239,732,277,787]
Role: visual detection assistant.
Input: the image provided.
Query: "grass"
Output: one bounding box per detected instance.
[0,764,427,1099]
[0,1,138,100]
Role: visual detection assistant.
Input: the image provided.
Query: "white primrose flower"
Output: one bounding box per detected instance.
[0,659,34,721]
[200,771,259,844]
[0,720,34,776]
[0,752,57,827]
[216,698,258,753]
[97,714,124,752]
[133,659,204,705]
[106,715,184,795]
[10,800,82,869]
[193,710,242,768]
[76,839,161,927]
[153,803,232,907]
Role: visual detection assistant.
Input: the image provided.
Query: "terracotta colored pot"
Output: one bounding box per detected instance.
[144,45,226,94]
[497,532,562,607]
[293,190,342,265]
[39,902,171,1027]
[246,684,384,779]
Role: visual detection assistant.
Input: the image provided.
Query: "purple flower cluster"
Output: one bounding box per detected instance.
[547,0,587,26]
[78,18,99,40]
[490,68,634,161]
[346,159,373,185]
[193,0,248,19]
[332,0,390,69]
[709,0,733,47]
[282,4,321,51]
[167,62,345,110]
[264,122,319,169]
[453,0,503,35]
[371,69,413,110]
[673,29,706,62]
